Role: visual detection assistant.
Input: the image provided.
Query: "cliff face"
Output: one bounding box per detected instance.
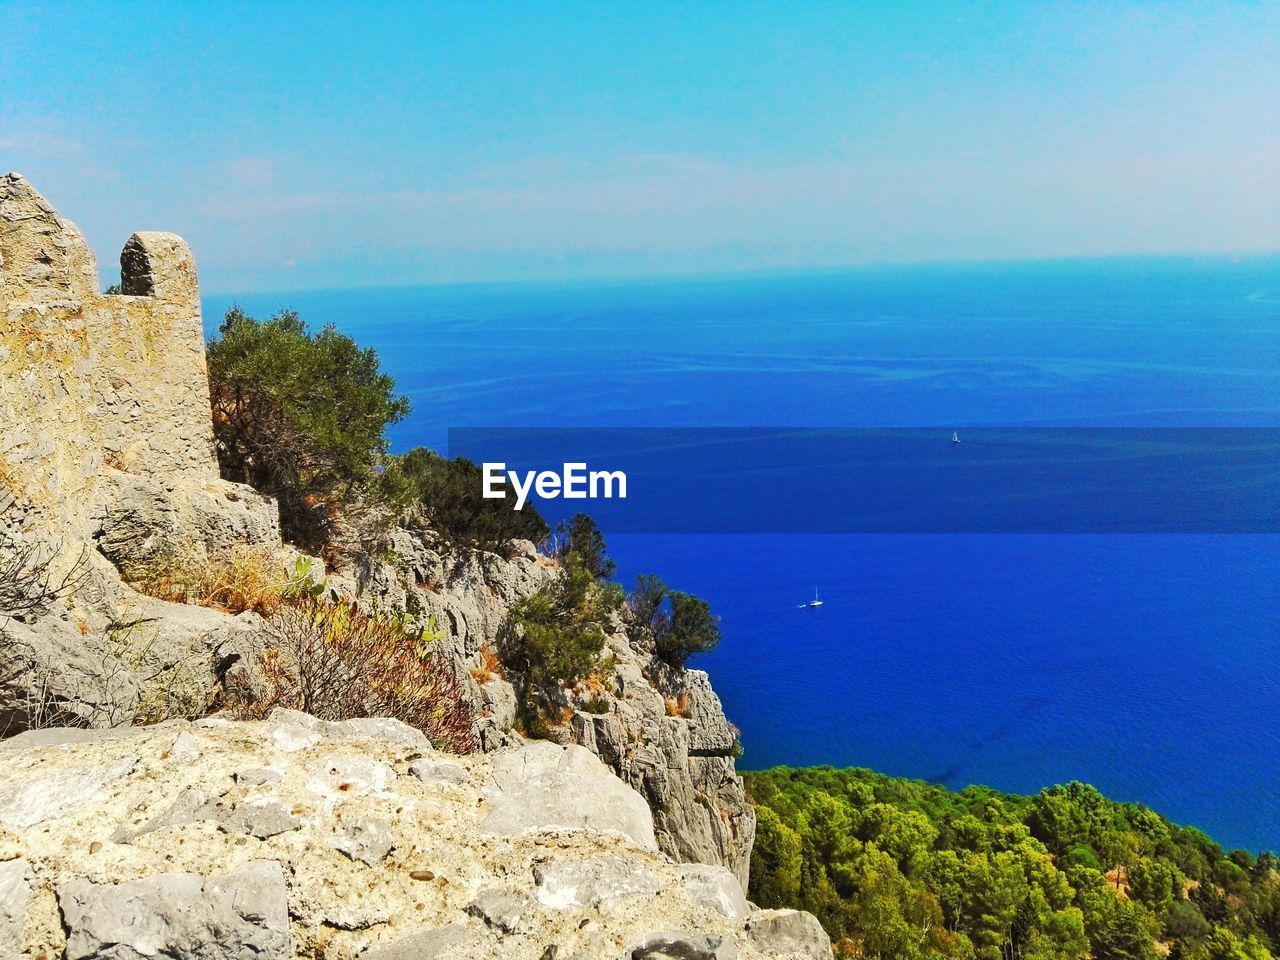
[342,531,757,888]
[0,176,777,951]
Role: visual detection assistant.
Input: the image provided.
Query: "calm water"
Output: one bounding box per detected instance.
[206,257,1280,851]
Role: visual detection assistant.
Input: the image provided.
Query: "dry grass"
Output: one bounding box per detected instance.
[129,546,289,617]
[663,689,692,718]
[471,644,503,684]
[241,595,474,753]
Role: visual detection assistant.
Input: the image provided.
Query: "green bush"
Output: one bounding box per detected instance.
[207,307,410,550]
[553,513,615,579]
[503,553,621,731]
[396,448,549,552]
[628,574,721,667]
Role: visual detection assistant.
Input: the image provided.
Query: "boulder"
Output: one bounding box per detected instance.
[678,864,751,920]
[744,910,832,959]
[0,716,824,959]
[630,931,739,960]
[0,860,30,957]
[0,757,135,831]
[58,860,291,960]
[482,741,658,851]
[534,855,663,909]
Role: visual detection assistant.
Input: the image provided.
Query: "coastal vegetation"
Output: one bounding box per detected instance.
[395,447,550,551]
[628,573,722,667]
[504,552,623,734]
[746,765,1279,960]
[207,307,410,553]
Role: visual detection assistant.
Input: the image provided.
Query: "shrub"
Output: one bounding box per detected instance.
[551,513,615,580]
[629,573,668,632]
[628,574,721,667]
[207,307,410,551]
[126,546,297,618]
[245,595,473,753]
[664,690,692,717]
[503,553,621,730]
[397,448,549,552]
[0,529,88,622]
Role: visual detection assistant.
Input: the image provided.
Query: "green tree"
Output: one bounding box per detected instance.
[397,448,549,551]
[658,591,721,666]
[626,576,721,667]
[750,805,803,909]
[555,513,615,579]
[207,307,410,549]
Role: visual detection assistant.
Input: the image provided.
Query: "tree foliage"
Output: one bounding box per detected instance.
[747,766,1278,960]
[207,307,410,551]
[627,574,721,667]
[396,448,548,552]
[503,553,622,733]
[553,513,615,580]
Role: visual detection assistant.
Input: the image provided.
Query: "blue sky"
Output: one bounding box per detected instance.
[4,2,1278,293]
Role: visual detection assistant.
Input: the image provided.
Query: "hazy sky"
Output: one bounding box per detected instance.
[4,2,1278,293]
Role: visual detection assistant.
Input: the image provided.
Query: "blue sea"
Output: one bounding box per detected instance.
[206,256,1280,852]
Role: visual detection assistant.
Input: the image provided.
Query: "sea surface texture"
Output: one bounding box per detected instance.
[208,257,1280,852]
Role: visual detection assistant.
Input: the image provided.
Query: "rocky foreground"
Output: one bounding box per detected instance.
[0,709,828,960]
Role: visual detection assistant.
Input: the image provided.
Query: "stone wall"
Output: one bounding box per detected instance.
[0,173,218,538]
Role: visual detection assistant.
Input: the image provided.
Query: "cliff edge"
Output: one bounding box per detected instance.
[0,176,786,955]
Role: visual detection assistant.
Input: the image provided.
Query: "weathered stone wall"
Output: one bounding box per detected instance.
[0,174,217,537]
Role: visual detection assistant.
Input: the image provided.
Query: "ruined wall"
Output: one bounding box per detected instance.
[0,173,218,535]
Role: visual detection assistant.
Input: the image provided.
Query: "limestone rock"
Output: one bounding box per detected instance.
[58,860,291,960]
[0,860,30,957]
[631,931,739,960]
[93,471,280,569]
[482,741,658,851]
[744,910,832,959]
[410,756,472,786]
[534,855,663,909]
[466,887,536,934]
[220,797,300,839]
[678,864,751,920]
[361,925,479,960]
[332,815,393,866]
[346,532,756,887]
[0,757,135,831]
[0,715,823,959]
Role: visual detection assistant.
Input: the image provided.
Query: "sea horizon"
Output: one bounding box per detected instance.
[205,256,1280,852]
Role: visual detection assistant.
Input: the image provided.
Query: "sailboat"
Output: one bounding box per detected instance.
[951,430,961,444]
[799,587,824,609]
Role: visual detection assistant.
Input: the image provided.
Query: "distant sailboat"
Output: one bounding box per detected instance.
[951,431,961,444]
[799,587,824,609]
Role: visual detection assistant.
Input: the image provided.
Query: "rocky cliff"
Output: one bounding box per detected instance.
[342,530,756,887]
[0,175,792,956]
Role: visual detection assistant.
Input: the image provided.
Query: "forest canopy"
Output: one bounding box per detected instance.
[746,766,1279,960]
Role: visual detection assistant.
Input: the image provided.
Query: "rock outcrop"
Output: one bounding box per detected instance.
[341,532,757,888]
[0,176,776,946]
[0,712,828,959]
[1,173,281,732]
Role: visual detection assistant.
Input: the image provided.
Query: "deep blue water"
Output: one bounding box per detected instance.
[206,257,1280,852]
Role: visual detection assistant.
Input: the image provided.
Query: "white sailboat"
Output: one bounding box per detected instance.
[799,587,824,609]
[951,430,961,444]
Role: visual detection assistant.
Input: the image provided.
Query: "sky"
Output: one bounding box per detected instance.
[3,2,1278,293]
